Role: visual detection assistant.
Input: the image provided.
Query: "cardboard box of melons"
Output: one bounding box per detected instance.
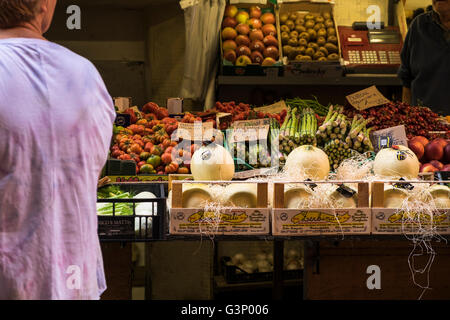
[276,0,343,77]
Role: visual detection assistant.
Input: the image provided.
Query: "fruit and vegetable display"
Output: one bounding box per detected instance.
[343,102,449,140]
[279,10,339,62]
[111,102,198,175]
[407,136,450,173]
[214,101,286,129]
[221,5,279,66]
[279,105,374,169]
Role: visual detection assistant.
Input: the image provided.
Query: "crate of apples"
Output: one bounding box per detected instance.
[408,136,450,173]
[221,4,280,67]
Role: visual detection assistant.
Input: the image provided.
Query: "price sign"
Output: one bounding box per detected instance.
[370,125,408,153]
[254,100,288,114]
[176,121,214,141]
[346,86,390,111]
[230,119,270,143]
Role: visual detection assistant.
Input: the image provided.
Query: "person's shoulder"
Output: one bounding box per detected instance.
[410,11,434,29]
[45,41,97,74]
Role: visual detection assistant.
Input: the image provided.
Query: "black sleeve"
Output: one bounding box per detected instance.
[397,21,416,88]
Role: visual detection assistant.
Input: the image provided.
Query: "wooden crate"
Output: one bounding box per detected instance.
[272,181,371,236]
[371,180,450,235]
[169,181,270,236]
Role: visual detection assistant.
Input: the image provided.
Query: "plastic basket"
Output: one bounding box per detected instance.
[97,183,166,242]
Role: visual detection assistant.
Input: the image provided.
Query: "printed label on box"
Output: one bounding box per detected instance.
[108,175,169,182]
[98,216,135,239]
[272,208,371,236]
[169,208,270,235]
[371,209,450,235]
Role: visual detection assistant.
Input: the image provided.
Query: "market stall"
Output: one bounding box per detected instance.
[49,0,449,301]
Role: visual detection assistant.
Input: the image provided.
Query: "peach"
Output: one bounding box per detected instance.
[225,5,238,18]
[262,24,277,36]
[222,17,238,28]
[223,40,237,51]
[236,23,250,35]
[235,35,250,47]
[222,27,237,40]
[250,40,265,53]
[263,46,279,60]
[236,45,251,57]
[249,29,264,42]
[261,12,275,25]
[249,6,262,19]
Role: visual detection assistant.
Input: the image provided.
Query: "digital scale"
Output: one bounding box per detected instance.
[338,23,403,74]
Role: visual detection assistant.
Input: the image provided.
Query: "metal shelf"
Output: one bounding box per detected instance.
[217,74,402,86]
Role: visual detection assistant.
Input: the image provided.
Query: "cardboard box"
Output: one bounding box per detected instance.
[167,98,183,114]
[277,1,343,78]
[220,1,283,76]
[371,181,450,235]
[169,181,270,235]
[272,181,371,236]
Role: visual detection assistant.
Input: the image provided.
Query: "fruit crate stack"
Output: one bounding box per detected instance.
[276,0,343,78]
[220,2,283,76]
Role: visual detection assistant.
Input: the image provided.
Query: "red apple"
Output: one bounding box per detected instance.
[249,6,262,19]
[235,35,251,47]
[222,27,237,40]
[262,24,277,36]
[223,40,237,51]
[420,163,438,173]
[249,29,264,42]
[236,23,250,35]
[261,12,275,25]
[442,164,450,171]
[425,141,444,161]
[250,51,264,64]
[408,140,425,160]
[222,17,237,28]
[225,5,238,18]
[224,49,237,63]
[250,40,265,53]
[248,18,263,29]
[263,35,279,47]
[444,144,450,163]
[263,46,279,59]
[236,45,251,57]
[430,160,444,170]
[410,136,429,147]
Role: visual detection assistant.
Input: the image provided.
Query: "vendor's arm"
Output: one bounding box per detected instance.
[397,22,414,104]
[402,87,411,104]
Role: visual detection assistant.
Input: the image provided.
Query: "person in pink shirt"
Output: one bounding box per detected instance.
[0,0,115,299]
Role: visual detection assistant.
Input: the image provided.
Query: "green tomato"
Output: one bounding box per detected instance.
[146,155,161,167]
[140,164,154,174]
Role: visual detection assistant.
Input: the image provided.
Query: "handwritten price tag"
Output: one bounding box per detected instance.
[254,100,288,114]
[230,119,271,143]
[176,122,214,141]
[346,86,390,111]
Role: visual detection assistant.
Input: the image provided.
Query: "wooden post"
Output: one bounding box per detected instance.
[257,182,268,208]
[358,182,370,207]
[172,182,182,208]
[372,182,385,208]
[273,183,285,209]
